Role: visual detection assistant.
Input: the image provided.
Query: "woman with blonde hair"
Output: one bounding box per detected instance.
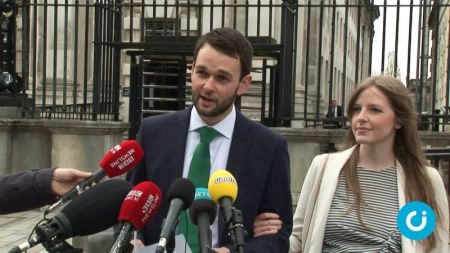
[289,75,449,252]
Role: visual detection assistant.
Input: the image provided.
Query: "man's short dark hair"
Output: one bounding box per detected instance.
[193,27,253,80]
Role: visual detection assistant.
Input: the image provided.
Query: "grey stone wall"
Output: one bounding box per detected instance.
[0,119,129,174]
[2,121,448,202]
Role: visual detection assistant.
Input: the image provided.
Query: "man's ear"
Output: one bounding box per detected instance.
[237,74,252,96]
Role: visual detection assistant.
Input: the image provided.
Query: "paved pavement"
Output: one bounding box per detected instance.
[0,209,52,253]
[0,207,114,253]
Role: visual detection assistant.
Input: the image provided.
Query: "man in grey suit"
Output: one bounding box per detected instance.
[126,28,292,252]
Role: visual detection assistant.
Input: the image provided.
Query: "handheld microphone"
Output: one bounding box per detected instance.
[9,179,132,253]
[189,188,217,253]
[46,140,144,213]
[208,170,245,253]
[155,178,195,253]
[208,170,238,223]
[109,181,162,253]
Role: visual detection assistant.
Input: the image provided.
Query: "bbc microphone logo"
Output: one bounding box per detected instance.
[397,201,436,240]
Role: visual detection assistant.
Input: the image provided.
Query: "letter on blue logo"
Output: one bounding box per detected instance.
[397,201,436,240]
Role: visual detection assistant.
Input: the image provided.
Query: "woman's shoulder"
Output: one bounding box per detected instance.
[309,146,356,173]
[424,166,445,184]
[313,153,329,162]
[323,146,356,160]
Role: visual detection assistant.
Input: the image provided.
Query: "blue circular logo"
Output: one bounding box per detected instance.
[397,201,436,240]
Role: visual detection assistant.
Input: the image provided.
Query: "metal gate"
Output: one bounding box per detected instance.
[126,36,284,139]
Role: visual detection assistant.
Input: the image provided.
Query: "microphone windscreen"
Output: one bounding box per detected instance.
[189,200,217,225]
[99,140,144,177]
[166,178,195,209]
[189,188,217,225]
[61,179,132,236]
[119,181,162,230]
[208,170,238,204]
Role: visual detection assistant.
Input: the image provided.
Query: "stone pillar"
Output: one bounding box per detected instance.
[34,0,95,105]
[48,121,129,170]
[11,121,52,171]
[0,120,13,173]
[0,118,129,174]
[0,93,38,172]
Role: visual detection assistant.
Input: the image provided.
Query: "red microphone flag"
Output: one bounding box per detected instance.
[99,140,144,177]
[119,181,162,230]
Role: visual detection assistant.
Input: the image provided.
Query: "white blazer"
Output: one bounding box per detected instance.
[289,146,449,253]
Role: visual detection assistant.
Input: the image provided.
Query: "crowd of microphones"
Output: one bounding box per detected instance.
[9,140,247,253]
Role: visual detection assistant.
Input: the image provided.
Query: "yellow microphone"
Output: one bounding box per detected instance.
[208,170,238,223]
[208,170,246,252]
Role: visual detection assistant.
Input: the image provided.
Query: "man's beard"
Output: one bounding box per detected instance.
[193,92,236,118]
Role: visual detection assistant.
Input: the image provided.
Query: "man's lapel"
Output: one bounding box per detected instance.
[166,108,191,179]
[226,111,252,179]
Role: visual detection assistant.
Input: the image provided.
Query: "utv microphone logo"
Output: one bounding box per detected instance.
[397,201,436,240]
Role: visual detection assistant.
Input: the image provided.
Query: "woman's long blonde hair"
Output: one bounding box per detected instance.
[343,75,443,250]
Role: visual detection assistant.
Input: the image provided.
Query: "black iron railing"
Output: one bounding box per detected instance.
[0,1,448,134]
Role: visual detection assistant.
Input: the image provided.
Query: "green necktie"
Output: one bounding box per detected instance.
[179,127,219,252]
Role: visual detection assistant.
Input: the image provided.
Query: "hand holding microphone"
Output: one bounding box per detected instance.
[46,140,144,213]
[50,168,93,196]
[110,181,162,253]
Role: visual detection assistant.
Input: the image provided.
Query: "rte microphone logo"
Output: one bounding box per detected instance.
[397,201,436,240]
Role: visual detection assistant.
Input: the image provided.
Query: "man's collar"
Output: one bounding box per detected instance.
[189,106,235,139]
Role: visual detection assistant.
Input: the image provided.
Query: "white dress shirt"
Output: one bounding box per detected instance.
[182,105,236,247]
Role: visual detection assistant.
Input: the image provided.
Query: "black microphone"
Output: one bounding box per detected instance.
[189,188,217,253]
[9,179,132,253]
[155,178,195,253]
